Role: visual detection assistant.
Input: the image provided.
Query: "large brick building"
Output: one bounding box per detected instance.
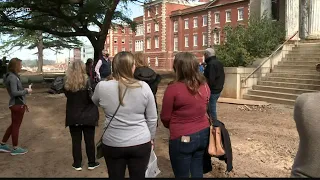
[105,0,250,70]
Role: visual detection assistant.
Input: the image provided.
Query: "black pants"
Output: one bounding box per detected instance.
[102,142,151,179]
[69,125,96,167]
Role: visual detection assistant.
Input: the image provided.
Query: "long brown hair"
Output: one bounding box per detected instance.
[112,51,141,105]
[133,52,148,68]
[64,60,88,92]
[8,58,22,74]
[173,52,206,95]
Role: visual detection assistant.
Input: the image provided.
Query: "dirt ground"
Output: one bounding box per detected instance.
[0,77,298,178]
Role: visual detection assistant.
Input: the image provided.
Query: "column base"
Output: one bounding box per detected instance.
[306,34,320,40]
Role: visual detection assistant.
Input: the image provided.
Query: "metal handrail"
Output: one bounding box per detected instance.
[241,31,299,84]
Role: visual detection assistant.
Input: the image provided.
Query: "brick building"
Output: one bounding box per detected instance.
[104,0,250,70]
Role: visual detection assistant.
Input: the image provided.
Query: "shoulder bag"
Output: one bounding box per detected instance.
[96,87,128,159]
[204,84,225,157]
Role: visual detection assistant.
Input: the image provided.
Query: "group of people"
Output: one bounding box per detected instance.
[0,47,225,178]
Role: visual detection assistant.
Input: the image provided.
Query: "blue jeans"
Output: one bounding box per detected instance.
[169,127,210,178]
[209,93,220,120]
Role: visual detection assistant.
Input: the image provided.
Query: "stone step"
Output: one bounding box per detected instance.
[247,89,298,100]
[272,68,319,73]
[286,53,320,58]
[257,81,320,90]
[279,61,320,66]
[267,73,320,79]
[262,77,320,85]
[274,65,316,70]
[283,57,320,61]
[243,94,295,105]
[252,85,316,94]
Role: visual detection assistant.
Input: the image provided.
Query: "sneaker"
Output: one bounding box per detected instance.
[0,144,11,153]
[88,162,100,170]
[72,164,82,171]
[10,147,28,155]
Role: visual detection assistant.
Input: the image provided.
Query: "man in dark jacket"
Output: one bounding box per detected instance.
[94,50,111,81]
[204,48,225,120]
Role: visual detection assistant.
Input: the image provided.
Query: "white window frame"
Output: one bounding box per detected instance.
[184,35,189,47]
[147,38,151,49]
[214,12,220,24]
[238,7,244,21]
[147,57,150,66]
[226,10,231,22]
[174,21,178,32]
[155,36,159,49]
[174,37,178,51]
[214,31,220,45]
[184,19,189,29]
[193,17,198,28]
[202,33,207,46]
[122,37,125,44]
[114,46,118,54]
[122,47,125,51]
[147,10,150,17]
[155,23,159,32]
[114,37,118,44]
[155,6,159,15]
[147,23,151,33]
[202,15,208,26]
[193,34,198,47]
[155,57,159,67]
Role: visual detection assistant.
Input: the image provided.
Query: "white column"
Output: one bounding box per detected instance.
[307,0,320,39]
[299,0,309,39]
[285,0,300,40]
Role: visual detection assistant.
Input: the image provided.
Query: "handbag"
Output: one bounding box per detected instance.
[96,87,128,159]
[87,78,94,98]
[204,84,225,157]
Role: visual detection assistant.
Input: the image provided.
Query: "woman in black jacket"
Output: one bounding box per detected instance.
[64,60,99,171]
[133,52,161,112]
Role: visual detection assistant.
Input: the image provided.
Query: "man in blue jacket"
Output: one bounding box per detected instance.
[203,48,225,120]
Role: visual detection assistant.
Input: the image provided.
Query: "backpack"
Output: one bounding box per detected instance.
[50,76,64,94]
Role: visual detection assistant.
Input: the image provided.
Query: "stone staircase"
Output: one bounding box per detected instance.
[243,43,320,105]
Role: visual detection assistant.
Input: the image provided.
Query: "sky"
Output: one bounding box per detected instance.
[0,2,144,62]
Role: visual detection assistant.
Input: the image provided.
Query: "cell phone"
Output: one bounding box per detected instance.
[181,136,191,143]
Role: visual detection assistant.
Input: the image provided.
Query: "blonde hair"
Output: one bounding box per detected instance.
[133,52,148,67]
[64,60,88,92]
[8,58,22,74]
[112,51,141,105]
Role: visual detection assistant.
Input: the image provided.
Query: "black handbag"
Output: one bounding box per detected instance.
[96,87,128,159]
[87,79,94,98]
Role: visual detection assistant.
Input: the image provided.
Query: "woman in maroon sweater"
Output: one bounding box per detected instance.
[161,52,210,178]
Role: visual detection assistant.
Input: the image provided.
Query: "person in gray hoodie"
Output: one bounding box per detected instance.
[291,92,320,178]
[0,58,32,155]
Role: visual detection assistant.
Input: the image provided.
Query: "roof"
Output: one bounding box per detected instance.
[133,16,143,23]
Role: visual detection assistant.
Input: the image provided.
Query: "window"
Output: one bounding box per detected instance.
[174,37,178,51]
[174,21,178,32]
[107,37,109,44]
[147,10,150,17]
[215,12,220,24]
[193,18,198,28]
[147,38,151,49]
[121,28,125,33]
[147,23,151,33]
[114,37,118,43]
[214,31,220,45]
[135,40,144,51]
[114,46,118,54]
[202,33,208,46]
[238,8,244,21]
[129,29,133,34]
[193,34,198,47]
[136,24,144,36]
[203,15,207,26]
[122,47,125,51]
[122,38,125,44]
[184,35,189,47]
[226,10,231,22]
[155,57,159,67]
[147,57,150,66]
[155,36,159,48]
[155,23,159,32]
[184,19,189,29]
[155,6,159,15]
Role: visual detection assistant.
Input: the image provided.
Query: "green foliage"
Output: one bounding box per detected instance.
[216,16,285,67]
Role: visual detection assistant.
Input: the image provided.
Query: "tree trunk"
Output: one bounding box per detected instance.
[90,37,105,65]
[36,31,44,73]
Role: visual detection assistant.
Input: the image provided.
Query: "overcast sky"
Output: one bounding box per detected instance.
[0,3,143,61]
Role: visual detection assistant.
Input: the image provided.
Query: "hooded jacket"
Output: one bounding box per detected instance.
[134,67,161,96]
[204,56,225,94]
